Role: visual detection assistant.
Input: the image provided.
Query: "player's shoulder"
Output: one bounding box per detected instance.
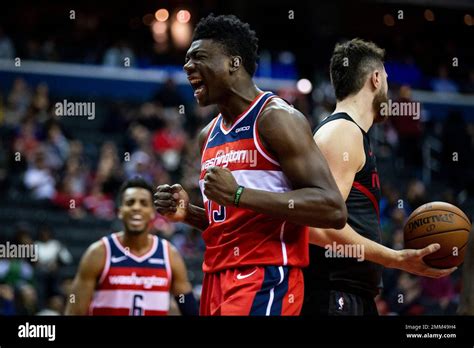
[164,240,187,271]
[261,97,303,118]
[258,96,307,128]
[165,240,182,259]
[315,117,363,144]
[82,239,106,266]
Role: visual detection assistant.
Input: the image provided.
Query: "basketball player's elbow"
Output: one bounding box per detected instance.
[320,192,347,229]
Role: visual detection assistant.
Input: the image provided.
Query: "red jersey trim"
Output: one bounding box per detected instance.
[162,239,172,283]
[201,116,220,156]
[200,116,220,164]
[280,222,288,265]
[253,96,279,166]
[98,237,111,285]
[111,233,158,263]
[352,181,380,222]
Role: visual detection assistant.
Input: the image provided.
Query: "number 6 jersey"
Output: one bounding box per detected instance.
[199,91,309,273]
[89,233,172,316]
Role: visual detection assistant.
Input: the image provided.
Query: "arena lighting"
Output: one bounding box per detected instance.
[155,8,169,22]
[171,20,192,49]
[424,9,435,22]
[142,13,154,26]
[152,21,168,44]
[296,79,313,94]
[383,14,395,26]
[465,14,473,26]
[177,10,191,24]
[152,21,167,35]
[153,33,168,44]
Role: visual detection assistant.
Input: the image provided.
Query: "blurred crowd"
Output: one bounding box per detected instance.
[1,14,473,92]
[0,223,72,315]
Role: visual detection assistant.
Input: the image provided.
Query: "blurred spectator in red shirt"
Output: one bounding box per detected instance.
[152,116,186,171]
[83,182,115,220]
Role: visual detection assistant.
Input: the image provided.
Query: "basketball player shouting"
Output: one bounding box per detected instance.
[66,178,198,316]
[303,39,456,316]
[154,14,347,316]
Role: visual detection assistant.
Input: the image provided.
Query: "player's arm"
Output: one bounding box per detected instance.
[154,122,212,231]
[168,243,198,316]
[65,241,105,315]
[203,100,347,228]
[309,120,455,278]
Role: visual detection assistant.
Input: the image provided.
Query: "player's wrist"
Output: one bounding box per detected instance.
[384,248,402,269]
[233,185,245,207]
[184,203,199,218]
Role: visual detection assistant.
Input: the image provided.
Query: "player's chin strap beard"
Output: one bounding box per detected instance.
[373,93,389,124]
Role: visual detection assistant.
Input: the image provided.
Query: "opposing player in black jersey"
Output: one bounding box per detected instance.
[303,39,456,316]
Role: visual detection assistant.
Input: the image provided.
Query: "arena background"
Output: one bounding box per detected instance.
[0,0,473,316]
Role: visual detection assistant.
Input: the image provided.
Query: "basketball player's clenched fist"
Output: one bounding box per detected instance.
[154,184,189,222]
[204,166,238,206]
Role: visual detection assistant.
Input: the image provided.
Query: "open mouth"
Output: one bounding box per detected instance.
[188,78,206,99]
[130,214,144,226]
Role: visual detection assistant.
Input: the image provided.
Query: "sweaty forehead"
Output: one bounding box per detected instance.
[186,39,227,57]
[122,188,152,202]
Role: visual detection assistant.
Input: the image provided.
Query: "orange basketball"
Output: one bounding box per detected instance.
[404,201,471,269]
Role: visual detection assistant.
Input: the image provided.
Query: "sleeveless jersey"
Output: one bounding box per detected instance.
[199,91,309,273]
[306,112,383,297]
[89,233,172,315]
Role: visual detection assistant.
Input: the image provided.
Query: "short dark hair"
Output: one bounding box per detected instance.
[330,38,385,101]
[118,177,154,204]
[192,14,259,76]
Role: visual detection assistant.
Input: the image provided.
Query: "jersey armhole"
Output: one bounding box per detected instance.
[162,239,172,284]
[315,119,366,174]
[200,116,220,155]
[356,151,367,174]
[97,237,111,285]
[253,97,280,166]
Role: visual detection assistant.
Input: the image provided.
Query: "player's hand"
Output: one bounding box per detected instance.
[154,184,189,222]
[393,243,457,278]
[203,166,238,206]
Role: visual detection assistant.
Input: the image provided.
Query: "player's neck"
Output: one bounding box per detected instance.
[218,81,261,127]
[120,231,152,255]
[334,94,375,133]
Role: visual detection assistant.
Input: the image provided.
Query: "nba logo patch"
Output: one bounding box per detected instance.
[337,296,344,311]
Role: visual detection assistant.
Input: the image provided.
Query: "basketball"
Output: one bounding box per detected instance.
[404,201,472,269]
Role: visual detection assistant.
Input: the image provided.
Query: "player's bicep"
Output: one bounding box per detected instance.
[258,106,335,190]
[66,241,104,315]
[314,122,364,200]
